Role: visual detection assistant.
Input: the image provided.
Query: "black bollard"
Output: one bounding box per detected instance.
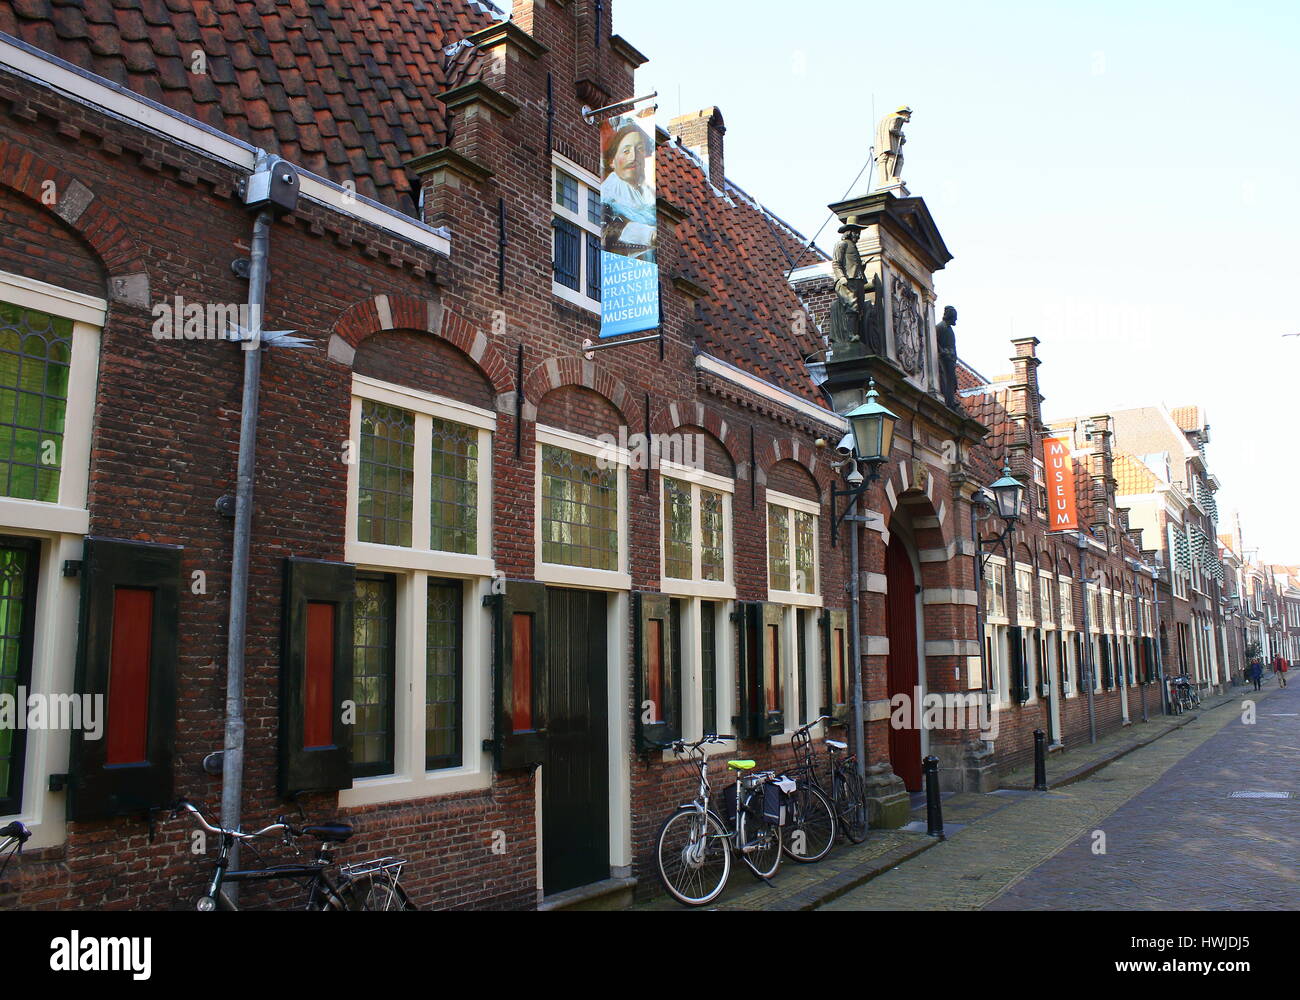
[923,755,944,840]
[1033,729,1048,791]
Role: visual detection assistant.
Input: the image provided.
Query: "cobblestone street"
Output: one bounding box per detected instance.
[987,682,1298,910]
[821,684,1294,911]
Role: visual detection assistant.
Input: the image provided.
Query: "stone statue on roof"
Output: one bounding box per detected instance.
[875,105,912,191]
[829,221,883,359]
[936,305,960,409]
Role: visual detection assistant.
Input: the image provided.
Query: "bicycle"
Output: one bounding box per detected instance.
[788,716,869,850]
[779,719,837,863]
[0,820,30,880]
[172,799,415,911]
[654,734,785,907]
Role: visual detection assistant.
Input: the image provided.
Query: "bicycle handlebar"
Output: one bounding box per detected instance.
[0,820,30,844]
[172,798,290,842]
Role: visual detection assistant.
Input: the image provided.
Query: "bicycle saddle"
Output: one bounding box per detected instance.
[302,823,354,843]
[825,740,848,750]
[727,760,756,771]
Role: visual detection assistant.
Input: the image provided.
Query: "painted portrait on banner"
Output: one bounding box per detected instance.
[599,106,660,338]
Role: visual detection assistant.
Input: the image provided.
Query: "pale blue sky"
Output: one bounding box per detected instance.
[616,0,1300,565]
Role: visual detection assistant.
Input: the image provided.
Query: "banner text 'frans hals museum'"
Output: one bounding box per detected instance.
[599,106,660,338]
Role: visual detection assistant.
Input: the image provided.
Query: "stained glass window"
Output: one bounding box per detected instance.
[541,445,618,570]
[0,302,71,503]
[358,401,414,547]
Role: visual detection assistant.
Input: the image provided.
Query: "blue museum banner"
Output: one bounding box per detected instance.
[599,106,659,338]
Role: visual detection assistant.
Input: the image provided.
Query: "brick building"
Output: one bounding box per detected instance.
[0,0,1282,913]
[0,0,885,909]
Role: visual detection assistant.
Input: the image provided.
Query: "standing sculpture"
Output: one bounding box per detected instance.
[936,305,960,409]
[829,222,884,358]
[875,105,912,190]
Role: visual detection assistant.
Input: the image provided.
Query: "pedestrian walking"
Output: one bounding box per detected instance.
[1273,656,1289,688]
[1249,658,1263,692]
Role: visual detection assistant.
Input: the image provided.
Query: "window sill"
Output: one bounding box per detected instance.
[767,589,823,609]
[0,498,88,535]
[551,281,601,315]
[536,562,631,591]
[660,578,736,600]
[338,764,492,808]
[346,542,494,578]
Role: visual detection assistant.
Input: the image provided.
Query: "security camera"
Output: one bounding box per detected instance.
[835,433,855,458]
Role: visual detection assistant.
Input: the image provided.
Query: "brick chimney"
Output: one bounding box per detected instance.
[669,108,726,188]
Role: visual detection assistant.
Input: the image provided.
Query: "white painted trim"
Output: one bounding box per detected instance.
[660,460,735,495]
[352,375,498,431]
[0,500,89,536]
[535,430,630,586]
[764,489,821,517]
[695,353,847,430]
[0,271,107,326]
[339,577,493,808]
[0,33,452,257]
[552,279,602,314]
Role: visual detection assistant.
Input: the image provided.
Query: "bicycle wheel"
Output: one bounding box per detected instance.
[737,804,783,880]
[837,768,870,844]
[340,874,415,911]
[781,784,835,863]
[656,807,731,907]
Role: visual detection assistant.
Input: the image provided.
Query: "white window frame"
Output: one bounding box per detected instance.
[985,555,1008,623]
[1015,564,1035,625]
[659,460,735,599]
[765,489,822,609]
[1058,578,1074,631]
[1038,570,1055,630]
[551,153,602,315]
[341,376,498,805]
[0,270,104,845]
[535,424,632,591]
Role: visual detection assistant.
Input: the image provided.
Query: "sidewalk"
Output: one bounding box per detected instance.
[632,682,1275,911]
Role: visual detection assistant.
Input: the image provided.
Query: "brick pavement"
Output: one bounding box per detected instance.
[821,684,1287,910]
[986,680,1299,910]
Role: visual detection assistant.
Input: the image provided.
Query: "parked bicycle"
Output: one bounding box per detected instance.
[785,716,869,856]
[172,798,415,911]
[779,719,838,863]
[0,820,30,879]
[655,734,786,907]
[1168,675,1200,714]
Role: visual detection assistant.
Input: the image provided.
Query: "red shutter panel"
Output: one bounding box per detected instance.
[303,602,336,750]
[68,538,182,822]
[634,593,680,751]
[105,587,155,766]
[488,581,548,770]
[279,558,355,797]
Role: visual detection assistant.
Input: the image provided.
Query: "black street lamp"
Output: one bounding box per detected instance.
[830,379,899,546]
[977,465,1025,568]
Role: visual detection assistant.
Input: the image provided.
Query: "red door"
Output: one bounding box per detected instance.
[886,535,923,791]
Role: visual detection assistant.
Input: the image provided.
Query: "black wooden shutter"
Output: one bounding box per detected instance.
[634,593,681,751]
[1100,638,1113,689]
[731,602,762,739]
[67,537,182,822]
[279,558,355,798]
[759,603,785,737]
[487,581,547,770]
[1008,625,1029,704]
[820,609,849,722]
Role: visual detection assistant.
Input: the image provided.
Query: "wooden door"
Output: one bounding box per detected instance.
[886,535,923,791]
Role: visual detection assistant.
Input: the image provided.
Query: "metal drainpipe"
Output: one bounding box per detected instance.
[1077,537,1097,744]
[220,206,273,883]
[849,492,866,782]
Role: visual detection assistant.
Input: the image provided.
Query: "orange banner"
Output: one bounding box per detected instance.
[1044,436,1079,531]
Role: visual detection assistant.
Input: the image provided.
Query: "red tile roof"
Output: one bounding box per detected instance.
[660,140,828,403]
[1113,453,1159,496]
[1170,405,1202,432]
[0,0,502,215]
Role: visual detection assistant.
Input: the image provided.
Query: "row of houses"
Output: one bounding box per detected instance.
[0,0,1289,910]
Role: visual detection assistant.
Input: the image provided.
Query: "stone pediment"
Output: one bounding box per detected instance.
[830,192,953,275]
